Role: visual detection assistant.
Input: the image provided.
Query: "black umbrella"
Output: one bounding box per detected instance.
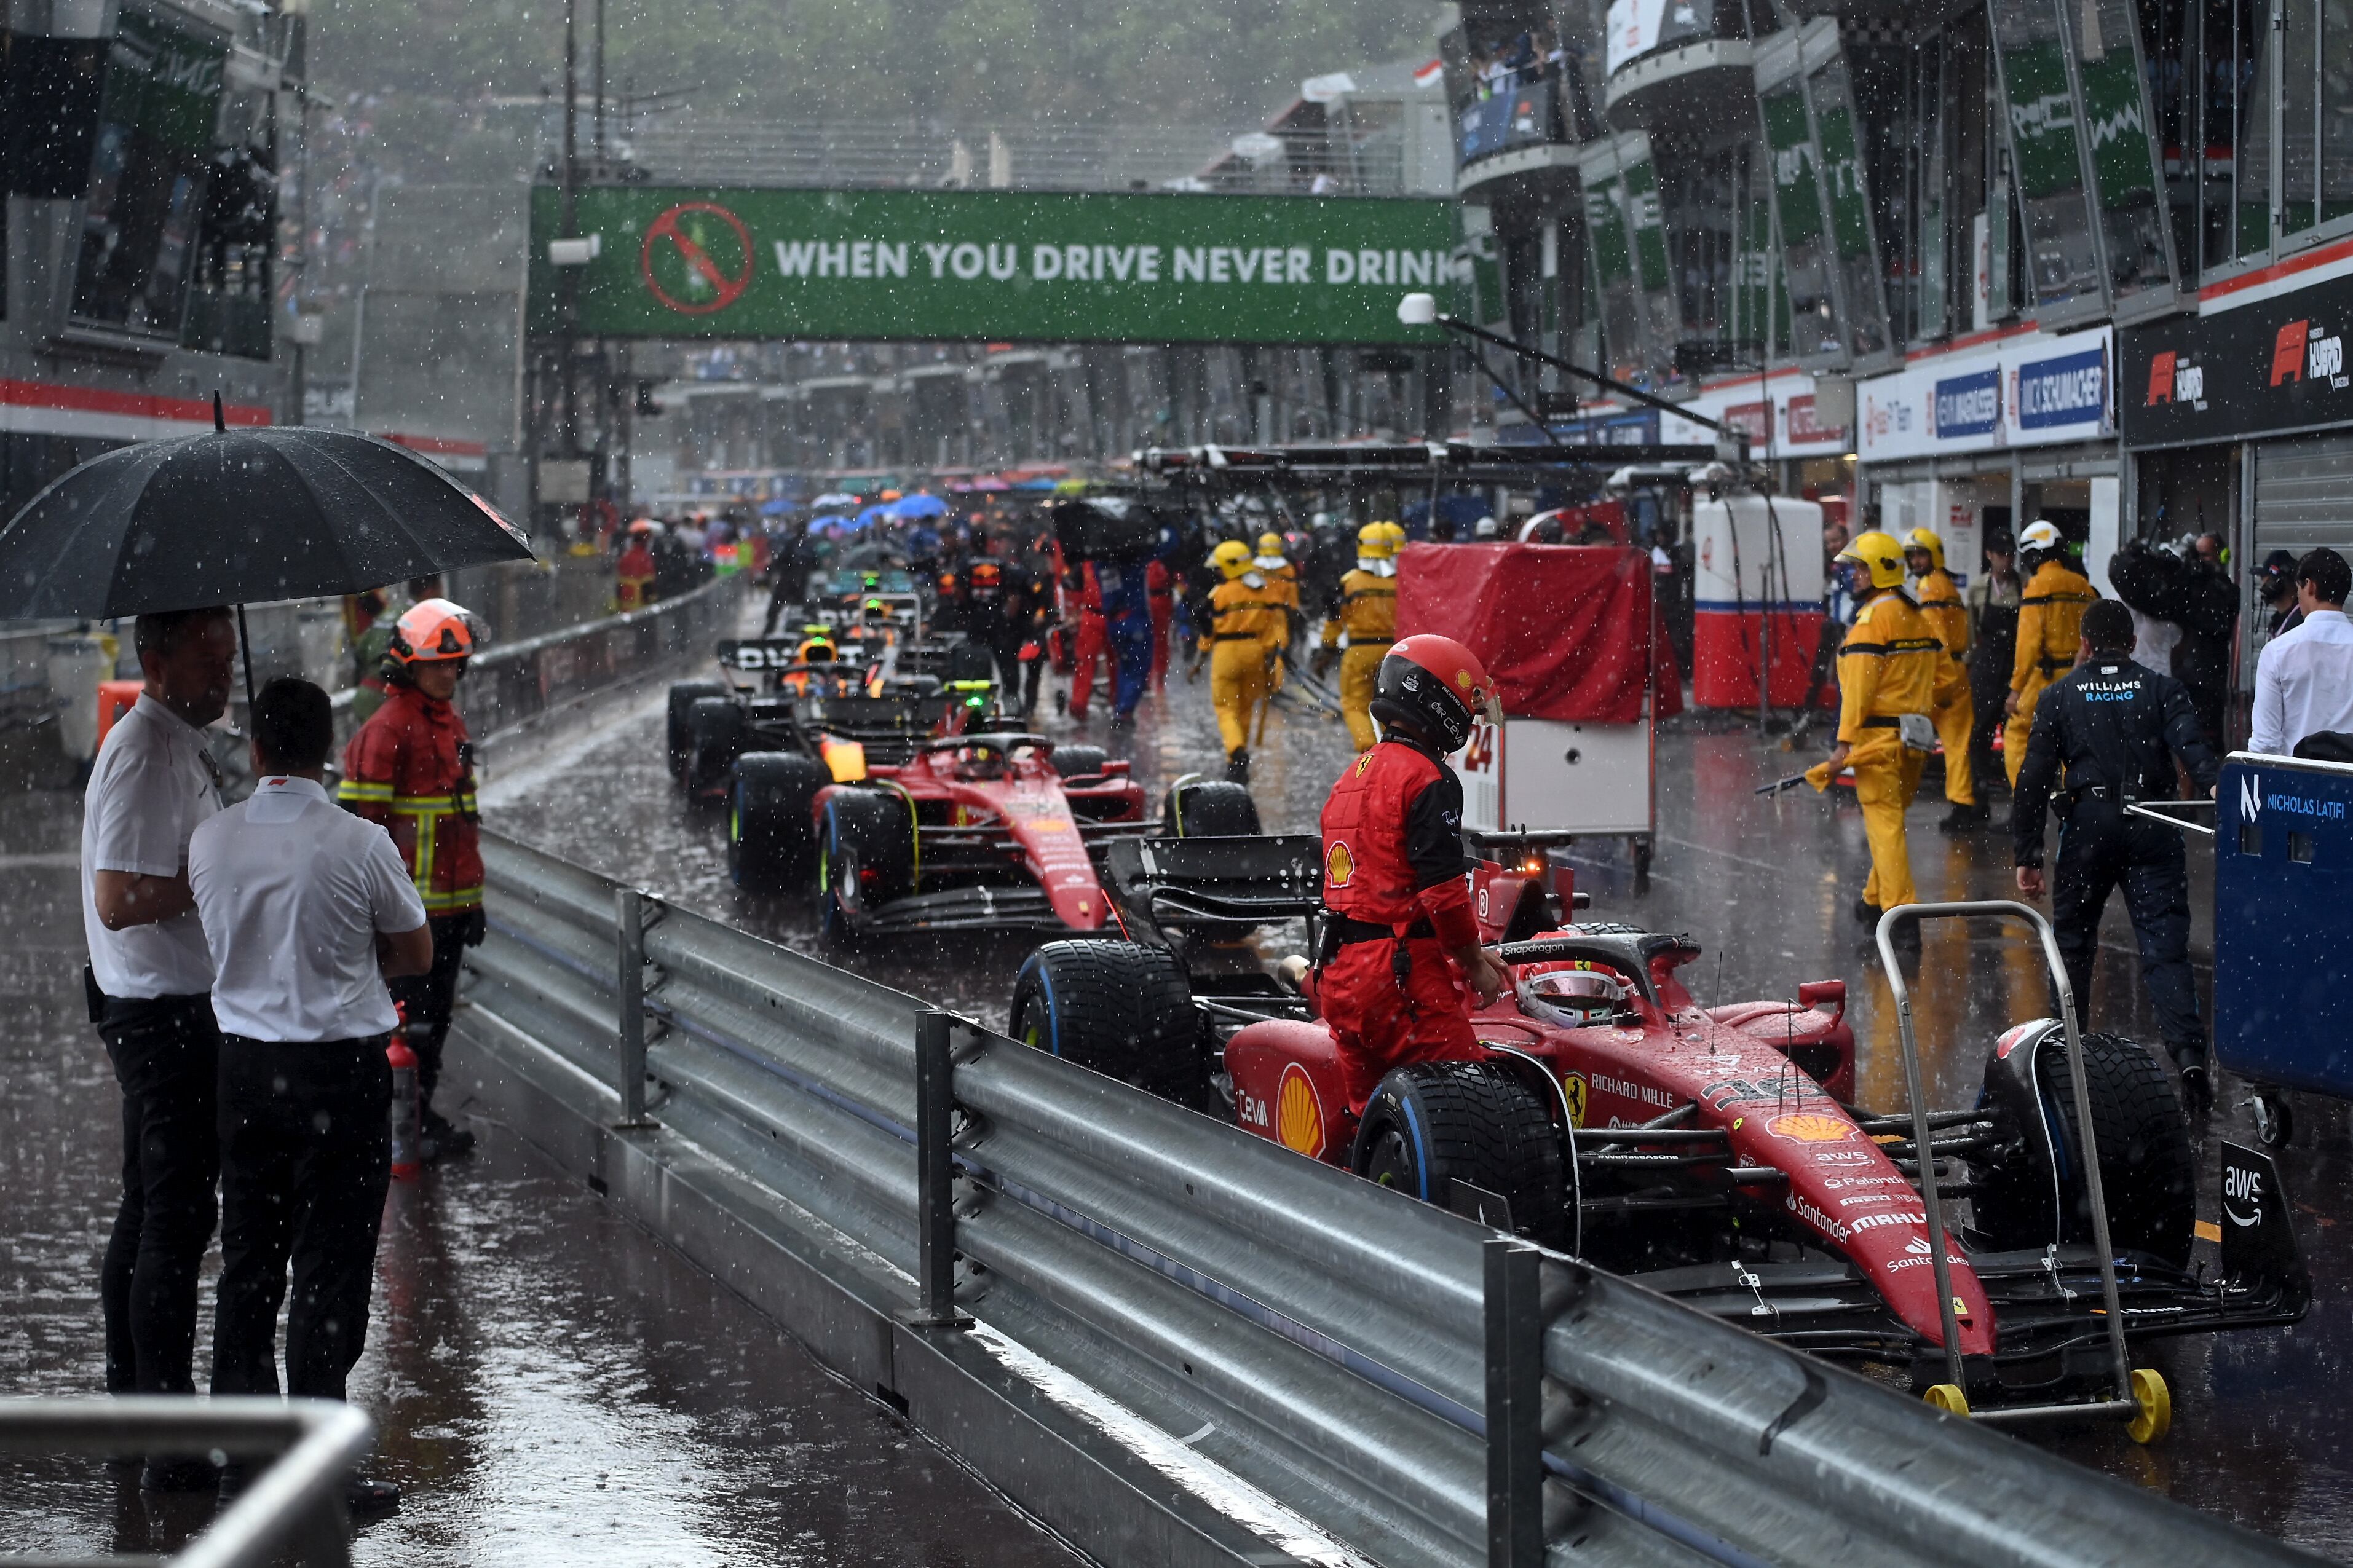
[0,395,536,698]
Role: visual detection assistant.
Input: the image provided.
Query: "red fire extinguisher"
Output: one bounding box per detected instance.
[387,1029,421,1183]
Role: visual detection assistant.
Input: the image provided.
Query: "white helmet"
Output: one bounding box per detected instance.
[1473,515,1500,539]
[2018,519,2063,553]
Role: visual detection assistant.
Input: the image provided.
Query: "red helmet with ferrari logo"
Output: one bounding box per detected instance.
[1369,633,1502,752]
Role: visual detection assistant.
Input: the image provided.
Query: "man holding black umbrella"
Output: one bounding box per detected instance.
[80,605,236,1487]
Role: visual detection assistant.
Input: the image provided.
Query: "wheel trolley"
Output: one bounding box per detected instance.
[1873,902,2165,1434]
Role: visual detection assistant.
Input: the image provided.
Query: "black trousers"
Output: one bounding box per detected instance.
[387,910,474,1106]
[2051,808,2204,1053]
[97,991,221,1395]
[212,1038,392,1402]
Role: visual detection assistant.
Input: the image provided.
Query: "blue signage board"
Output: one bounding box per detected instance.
[1931,368,2002,439]
[2014,345,2108,430]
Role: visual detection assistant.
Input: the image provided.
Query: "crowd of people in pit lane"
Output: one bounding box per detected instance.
[582,491,1596,784]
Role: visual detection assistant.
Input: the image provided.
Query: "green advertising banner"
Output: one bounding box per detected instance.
[1760,85,1825,246]
[529,186,1466,344]
[1619,156,1672,293]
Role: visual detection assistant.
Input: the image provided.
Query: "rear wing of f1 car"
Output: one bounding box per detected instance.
[1103,833,1594,941]
[1103,835,1324,935]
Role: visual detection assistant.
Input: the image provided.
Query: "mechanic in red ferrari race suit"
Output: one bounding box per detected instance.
[337,597,488,1162]
[1315,634,1509,1115]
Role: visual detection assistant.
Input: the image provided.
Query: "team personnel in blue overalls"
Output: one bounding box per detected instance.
[2012,599,2219,1111]
[1091,556,1155,729]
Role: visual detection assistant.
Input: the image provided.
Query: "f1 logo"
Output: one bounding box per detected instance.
[2272,321,2309,387]
[2146,350,2176,406]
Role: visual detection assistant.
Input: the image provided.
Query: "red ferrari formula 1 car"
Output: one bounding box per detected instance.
[743,732,1262,939]
[1013,837,2309,1430]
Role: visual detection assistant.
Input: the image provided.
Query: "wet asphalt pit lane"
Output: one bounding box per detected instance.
[11,649,2353,1556]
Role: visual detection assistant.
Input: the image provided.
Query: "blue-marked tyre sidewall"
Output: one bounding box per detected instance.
[1006,939,1202,1099]
[1350,1062,1566,1247]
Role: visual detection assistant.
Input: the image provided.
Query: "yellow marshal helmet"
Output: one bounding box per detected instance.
[1835,529,1910,591]
[1256,530,1285,556]
[1356,522,1396,560]
[1212,538,1254,579]
[1372,520,1407,551]
[2018,519,2064,553]
[1902,527,1946,572]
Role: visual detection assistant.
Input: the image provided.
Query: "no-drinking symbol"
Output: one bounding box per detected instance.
[640,201,754,315]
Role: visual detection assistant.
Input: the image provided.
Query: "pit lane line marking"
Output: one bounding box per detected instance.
[966,1324,1375,1568]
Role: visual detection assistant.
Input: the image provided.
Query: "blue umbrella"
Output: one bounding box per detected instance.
[759,495,798,516]
[889,492,949,519]
[849,506,891,530]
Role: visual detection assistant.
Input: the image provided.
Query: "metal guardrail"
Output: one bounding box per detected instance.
[0,1397,373,1568]
[457,573,744,744]
[464,829,2319,1568]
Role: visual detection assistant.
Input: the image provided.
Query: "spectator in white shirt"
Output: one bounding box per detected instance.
[189,677,430,1517]
[81,605,235,1491]
[2248,548,2353,756]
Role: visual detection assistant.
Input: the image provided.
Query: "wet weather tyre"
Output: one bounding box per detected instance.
[668,681,729,782]
[686,696,748,795]
[1973,1031,2196,1267]
[1051,744,1109,781]
[729,752,829,892]
[813,789,915,941]
[1163,778,1262,837]
[1351,1062,1567,1248]
[1009,939,1206,1102]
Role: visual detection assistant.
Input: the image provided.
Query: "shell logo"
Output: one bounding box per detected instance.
[1276,1063,1325,1156]
[1455,670,1473,690]
[1768,1112,1855,1144]
[1326,839,1356,888]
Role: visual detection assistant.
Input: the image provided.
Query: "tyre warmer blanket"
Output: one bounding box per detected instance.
[1396,542,1682,723]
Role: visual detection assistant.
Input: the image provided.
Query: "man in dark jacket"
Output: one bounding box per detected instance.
[2107,537,2236,747]
[2013,600,2219,1110]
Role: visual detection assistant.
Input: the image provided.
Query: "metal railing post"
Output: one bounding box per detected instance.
[1485,1237,1544,1568]
[614,887,652,1126]
[900,1009,971,1330]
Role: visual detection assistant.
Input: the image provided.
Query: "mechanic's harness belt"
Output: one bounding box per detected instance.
[1324,913,1437,947]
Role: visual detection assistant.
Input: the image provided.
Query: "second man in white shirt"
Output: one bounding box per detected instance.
[189,677,430,1515]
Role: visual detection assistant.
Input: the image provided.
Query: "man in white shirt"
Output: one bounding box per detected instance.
[190,677,430,1516]
[2248,549,2353,756]
[81,605,235,1487]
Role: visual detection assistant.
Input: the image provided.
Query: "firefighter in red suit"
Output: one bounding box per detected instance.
[1146,557,1174,690]
[1316,634,1508,1116]
[1066,561,1111,719]
[338,598,487,1162]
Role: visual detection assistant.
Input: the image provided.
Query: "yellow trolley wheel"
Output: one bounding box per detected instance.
[1922,1384,1969,1418]
[2125,1367,2172,1445]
